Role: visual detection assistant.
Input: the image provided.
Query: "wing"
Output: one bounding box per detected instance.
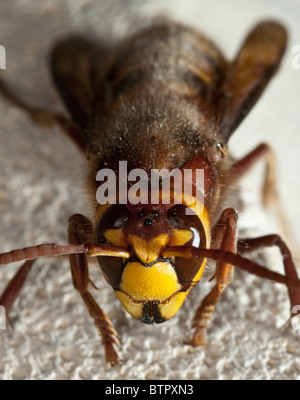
[217,21,287,143]
[50,36,108,144]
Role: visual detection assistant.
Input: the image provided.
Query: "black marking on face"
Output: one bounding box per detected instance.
[140,301,165,324]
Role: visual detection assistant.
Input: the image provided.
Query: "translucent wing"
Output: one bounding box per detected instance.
[218,21,287,142]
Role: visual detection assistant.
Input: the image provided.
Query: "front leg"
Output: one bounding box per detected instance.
[190,208,238,346]
[68,213,120,365]
[0,259,34,326]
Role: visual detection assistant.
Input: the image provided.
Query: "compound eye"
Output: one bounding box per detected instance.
[168,206,189,230]
[95,205,130,241]
[113,214,129,228]
[94,205,130,289]
[167,205,207,283]
[167,205,205,248]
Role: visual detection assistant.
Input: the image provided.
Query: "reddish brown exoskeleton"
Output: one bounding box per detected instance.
[0,21,299,365]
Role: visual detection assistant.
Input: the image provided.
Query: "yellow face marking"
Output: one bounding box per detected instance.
[180,193,210,245]
[116,260,190,321]
[104,228,127,248]
[193,258,206,283]
[116,289,190,321]
[119,261,181,301]
[127,234,169,264]
[169,191,211,284]
[158,291,188,320]
[169,228,193,246]
[157,189,210,248]
[115,291,144,320]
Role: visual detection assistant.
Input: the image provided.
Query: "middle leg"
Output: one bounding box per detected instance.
[190,208,238,346]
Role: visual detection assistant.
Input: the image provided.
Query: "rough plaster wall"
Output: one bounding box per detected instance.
[0,0,299,380]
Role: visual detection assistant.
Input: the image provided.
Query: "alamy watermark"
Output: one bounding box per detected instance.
[0,305,5,329]
[291,305,300,333]
[291,45,300,70]
[0,45,6,69]
[96,161,205,214]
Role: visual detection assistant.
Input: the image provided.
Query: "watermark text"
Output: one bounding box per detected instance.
[291,305,300,332]
[0,45,6,69]
[96,161,205,214]
[0,305,6,329]
[291,45,300,70]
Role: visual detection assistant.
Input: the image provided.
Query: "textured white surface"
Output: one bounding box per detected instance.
[0,0,300,380]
